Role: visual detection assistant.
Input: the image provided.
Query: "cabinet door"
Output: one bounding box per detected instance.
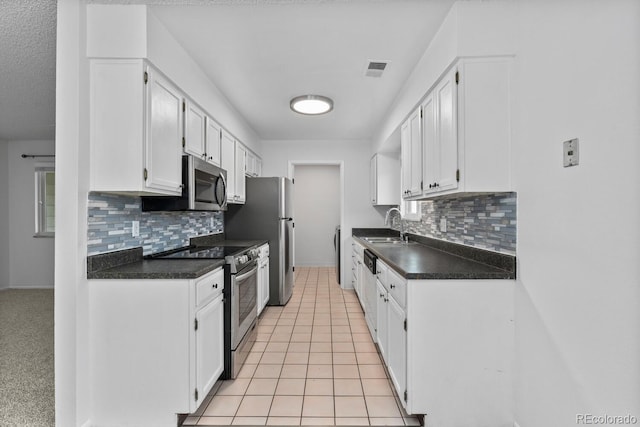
[195,294,224,408]
[435,68,459,192]
[184,100,206,159]
[245,152,256,177]
[408,107,422,196]
[387,296,407,407]
[370,155,377,205]
[206,117,222,167]
[145,67,183,194]
[234,142,247,204]
[262,259,270,312]
[422,93,438,193]
[400,121,411,199]
[221,131,235,200]
[376,280,388,364]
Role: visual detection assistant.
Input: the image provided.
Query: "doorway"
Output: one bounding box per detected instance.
[291,164,341,270]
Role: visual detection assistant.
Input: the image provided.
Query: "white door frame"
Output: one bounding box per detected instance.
[288,161,345,287]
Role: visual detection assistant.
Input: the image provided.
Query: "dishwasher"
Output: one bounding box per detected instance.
[363,249,378,342]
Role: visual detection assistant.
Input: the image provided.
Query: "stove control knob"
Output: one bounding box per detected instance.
[238,255,248,264]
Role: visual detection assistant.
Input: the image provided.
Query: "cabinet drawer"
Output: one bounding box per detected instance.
[387,268,407,309]
[195,267,224,308]
[376,261,389,291]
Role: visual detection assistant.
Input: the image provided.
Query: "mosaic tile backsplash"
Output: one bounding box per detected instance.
[391,193,517,255]
[87,192,223,256]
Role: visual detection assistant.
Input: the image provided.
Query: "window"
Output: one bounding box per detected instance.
[401,200,422,222]
[35,165,55,237]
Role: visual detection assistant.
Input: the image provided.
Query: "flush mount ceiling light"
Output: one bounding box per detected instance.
[290,95,333,115]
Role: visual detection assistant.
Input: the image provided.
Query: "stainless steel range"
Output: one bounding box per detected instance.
[224,247,259,379]
[147,244,259,379]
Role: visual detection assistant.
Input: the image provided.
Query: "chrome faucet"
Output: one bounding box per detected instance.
[384,207,406,242]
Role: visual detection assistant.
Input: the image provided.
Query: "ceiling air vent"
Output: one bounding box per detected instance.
[365,61,389,78]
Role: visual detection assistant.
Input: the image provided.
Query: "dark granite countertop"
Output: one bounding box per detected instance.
[87,235,269,280]
[352,228,515,280]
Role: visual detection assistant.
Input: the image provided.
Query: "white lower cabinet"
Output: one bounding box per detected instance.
[387,294,407,403]
[372,258,514,426]
[257,243,270,315]
[351,242,365,309]
[89,267,225,427]
[195,293,224,407]
[375,280,388,364]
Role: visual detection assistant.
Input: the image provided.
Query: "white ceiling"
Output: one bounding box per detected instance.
[0,0,57,141]
[150,0,456,140]
[0,0,457,142]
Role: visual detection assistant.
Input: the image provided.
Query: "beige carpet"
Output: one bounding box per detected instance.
[0,289,55,426]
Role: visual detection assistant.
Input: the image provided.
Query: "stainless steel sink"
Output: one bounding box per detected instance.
[362,237,404,244]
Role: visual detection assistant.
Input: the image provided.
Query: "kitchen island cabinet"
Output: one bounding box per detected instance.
[88,267,224,426]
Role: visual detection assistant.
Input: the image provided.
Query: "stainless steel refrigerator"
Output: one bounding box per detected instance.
[225,177,294,306]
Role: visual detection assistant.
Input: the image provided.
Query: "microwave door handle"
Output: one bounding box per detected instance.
[216,172,228,209]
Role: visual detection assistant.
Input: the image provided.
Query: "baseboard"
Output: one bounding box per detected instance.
[8,285,54,289]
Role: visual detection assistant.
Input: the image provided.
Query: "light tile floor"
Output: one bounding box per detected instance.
[185,267,421,427]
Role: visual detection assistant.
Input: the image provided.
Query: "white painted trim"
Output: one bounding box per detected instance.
[288,160,345,287]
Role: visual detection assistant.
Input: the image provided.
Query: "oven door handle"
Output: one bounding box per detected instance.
[235,265,258,282]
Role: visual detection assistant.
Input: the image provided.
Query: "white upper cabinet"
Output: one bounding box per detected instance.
[90,59,183,195]
[401,57,513,200]
[145,69,184,194]
[221,130,236,201]
[423,67,459,194]
[205,117,222,167]
[234,141,247,204]
[371,153,400,206]
[245,151,257,177]
[184,99,206,160]
[244,150,262,177]
[401,107,423,199]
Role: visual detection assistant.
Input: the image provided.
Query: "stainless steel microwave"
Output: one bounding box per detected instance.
[142,155,227,211]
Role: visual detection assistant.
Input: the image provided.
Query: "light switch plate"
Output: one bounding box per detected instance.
[440,218,447,233]
[563,138,579,167]
[132,220,139,237]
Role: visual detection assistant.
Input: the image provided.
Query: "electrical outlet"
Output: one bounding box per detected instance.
[440,218,447,233]
[563,138,579,167]
[132,220,139,237]
[209,217,215,229]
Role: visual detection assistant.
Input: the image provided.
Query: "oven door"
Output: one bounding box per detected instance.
[231,261,258,350]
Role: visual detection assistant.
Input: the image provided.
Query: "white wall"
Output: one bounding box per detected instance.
[293,165,340,267]
[373,1,516,153]
[5,140,55,288]
[262,140,384,286]
[86,5,261,155]
[0,140,8,289]
[511,1,640,425]
[55,0,91,425]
